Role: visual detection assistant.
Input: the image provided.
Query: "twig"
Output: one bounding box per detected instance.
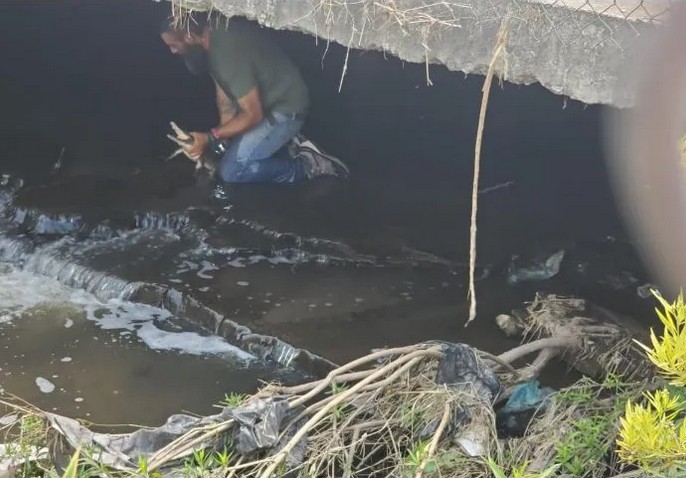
[414,401,451,478]
[466,15,510,327]
[425,49,433,86]
[338,25,355,92]
[343,424,361,478]
[478,180,514,194]
[226,455,244,478]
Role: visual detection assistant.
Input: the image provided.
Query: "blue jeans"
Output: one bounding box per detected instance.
[216,112,305,183]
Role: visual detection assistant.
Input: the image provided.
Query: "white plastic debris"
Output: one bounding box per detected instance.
[507,250,565,284]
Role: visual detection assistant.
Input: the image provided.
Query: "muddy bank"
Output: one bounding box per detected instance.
[0,290,660,478]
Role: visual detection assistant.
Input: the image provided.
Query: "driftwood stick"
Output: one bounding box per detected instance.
[466,15,510,326]
[415,401,452,478]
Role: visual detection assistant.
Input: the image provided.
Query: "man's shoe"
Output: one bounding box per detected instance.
[297,145,350,180]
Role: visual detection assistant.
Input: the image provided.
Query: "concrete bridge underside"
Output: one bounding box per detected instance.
[162,0,672,108]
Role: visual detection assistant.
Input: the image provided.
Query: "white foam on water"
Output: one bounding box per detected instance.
[197,261,219,279]
[137,323,253,359]
[0,268,254,361]
[0,266,90,324]
[35,377,55,393]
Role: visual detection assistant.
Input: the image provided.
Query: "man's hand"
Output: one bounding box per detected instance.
[186,132,210,160]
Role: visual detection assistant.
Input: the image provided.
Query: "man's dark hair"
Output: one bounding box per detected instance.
[159,11,209,36]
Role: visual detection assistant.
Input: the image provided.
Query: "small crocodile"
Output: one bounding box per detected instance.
[166,121,219,174]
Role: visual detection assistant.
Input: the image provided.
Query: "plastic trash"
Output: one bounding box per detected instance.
[429,343,503,457]
[46,397,307,472]
[436,342,502,402]
[496,380,554,438]
[507,250,565,284]
[232,398,291,455]
[500,380,554,414]
[637,283,659,299]
[41,342,505,470]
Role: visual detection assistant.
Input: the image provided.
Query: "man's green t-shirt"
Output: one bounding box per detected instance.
[208,22,310,117]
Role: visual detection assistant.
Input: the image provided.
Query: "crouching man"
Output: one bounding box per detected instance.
[160,14,348,183]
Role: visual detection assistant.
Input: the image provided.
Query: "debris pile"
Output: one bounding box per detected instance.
[0,295,657,478]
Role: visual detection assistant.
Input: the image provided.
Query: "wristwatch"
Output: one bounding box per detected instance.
[207,129,227,155]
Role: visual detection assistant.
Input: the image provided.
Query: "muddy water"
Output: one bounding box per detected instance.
[0,1,662,427]
[0,159,656,427]
[0,265,301,426]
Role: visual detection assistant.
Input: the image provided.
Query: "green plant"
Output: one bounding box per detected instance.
[62,448,81,478]
[181,459,197,478]
[555,414,613,476]
[327,382,349,395]
[617,290,686,475]
[403,440,436,476]
[617,388,686,472]
[327,382,350,420]
[180,448,216,477]
[217,392,246,408]
[556,379,596,406]
[135,455,162,477]
[214,447,233,468]
[485,455,560,478]
[398,401,426,431]
[43,447,111,478]
[192,448,212,471]
[602,372,628,392]
[636,291,686,385]
[0,414,49,478]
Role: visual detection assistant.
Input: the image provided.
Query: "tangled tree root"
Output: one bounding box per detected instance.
[498,293,655,382]
[0,295,656,478]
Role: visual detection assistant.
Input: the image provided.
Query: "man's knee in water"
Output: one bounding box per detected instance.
[217,157,263,183]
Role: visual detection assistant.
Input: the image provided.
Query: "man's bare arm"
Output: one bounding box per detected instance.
[215,81,237,125]
[212,86,264,140]
[186,85,263,158]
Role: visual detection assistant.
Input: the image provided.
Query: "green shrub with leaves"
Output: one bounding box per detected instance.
[616,291,686,474]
